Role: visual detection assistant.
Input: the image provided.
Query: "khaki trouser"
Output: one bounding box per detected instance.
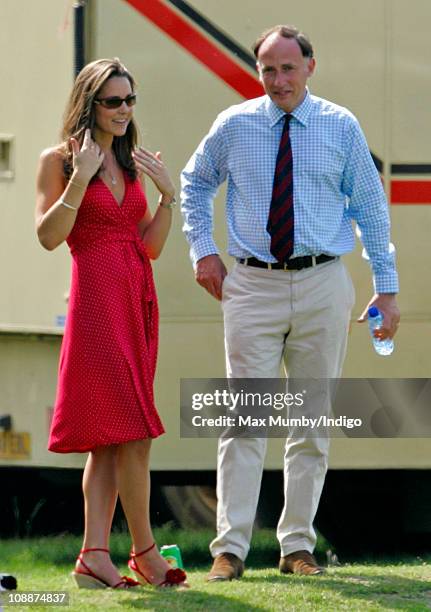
[210,258,355,561]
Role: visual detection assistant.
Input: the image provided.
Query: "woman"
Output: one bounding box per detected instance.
[35,58,186,589]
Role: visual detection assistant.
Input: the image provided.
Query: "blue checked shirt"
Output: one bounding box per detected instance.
[181,90,398,293]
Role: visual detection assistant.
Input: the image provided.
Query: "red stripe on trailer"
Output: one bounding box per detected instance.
[391,180,431,204]
[124,0,263,99]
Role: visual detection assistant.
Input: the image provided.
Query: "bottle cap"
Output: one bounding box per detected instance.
[368,306,379,318]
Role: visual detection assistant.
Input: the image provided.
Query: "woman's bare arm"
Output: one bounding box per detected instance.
[35,130,103,250]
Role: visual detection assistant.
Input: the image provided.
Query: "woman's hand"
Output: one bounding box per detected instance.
[70,129,104,183]
[132,147,175,199]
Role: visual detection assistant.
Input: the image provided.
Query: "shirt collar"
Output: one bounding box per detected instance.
[265,88,312,128]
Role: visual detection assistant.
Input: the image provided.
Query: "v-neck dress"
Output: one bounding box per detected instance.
[48,173,165,453]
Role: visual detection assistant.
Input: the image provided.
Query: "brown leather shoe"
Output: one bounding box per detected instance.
[279,550,325,576]
[206,553,245,582]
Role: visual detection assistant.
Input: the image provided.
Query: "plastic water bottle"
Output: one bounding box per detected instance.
[368,307,394,356]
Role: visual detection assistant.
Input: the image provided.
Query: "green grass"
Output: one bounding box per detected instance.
[1,528,430,611]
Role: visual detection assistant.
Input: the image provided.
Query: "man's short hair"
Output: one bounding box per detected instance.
[252,25,314,59]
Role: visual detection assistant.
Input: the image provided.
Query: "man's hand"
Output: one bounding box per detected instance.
[358,294,400,339]
[195,254,227,301]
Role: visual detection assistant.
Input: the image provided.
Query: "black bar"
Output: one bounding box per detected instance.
[166,0,257,71]
[391,164,431,175]
[73,1,86,78]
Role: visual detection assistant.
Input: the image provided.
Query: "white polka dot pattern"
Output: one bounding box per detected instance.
[48,173,165,453]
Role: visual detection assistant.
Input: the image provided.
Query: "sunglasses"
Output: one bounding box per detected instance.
[94,93,137,109]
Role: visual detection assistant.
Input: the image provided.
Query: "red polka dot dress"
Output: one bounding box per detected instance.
[48,173,165,453]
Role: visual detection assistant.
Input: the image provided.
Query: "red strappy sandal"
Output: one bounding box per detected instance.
[128,543,188,587]
[72,547,140,589]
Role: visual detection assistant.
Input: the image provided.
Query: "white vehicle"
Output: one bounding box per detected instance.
[0,0,430,550]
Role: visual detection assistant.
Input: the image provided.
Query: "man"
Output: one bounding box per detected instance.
[181,25,400,580]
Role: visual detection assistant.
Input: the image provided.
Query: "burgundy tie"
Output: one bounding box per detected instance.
[267,114,294,262]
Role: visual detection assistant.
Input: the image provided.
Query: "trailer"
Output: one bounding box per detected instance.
[1,0,430,550]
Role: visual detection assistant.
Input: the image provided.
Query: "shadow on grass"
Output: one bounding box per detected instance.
[123,569,431,612]
[126,589,266,611]
[242,572,431,610]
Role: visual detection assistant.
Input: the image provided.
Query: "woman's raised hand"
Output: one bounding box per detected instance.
[132,147,175,199]
[70,129,104,184]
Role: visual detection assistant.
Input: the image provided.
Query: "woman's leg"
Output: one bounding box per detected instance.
[117,439,173,585]
[76,445,125,586]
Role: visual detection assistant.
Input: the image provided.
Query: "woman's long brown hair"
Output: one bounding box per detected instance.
[60,58,138,181]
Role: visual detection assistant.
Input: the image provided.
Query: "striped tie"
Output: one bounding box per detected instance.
[267,114,294,262]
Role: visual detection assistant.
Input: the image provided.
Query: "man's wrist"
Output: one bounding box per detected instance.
[190,238,220,268]
[197,253,219,263]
